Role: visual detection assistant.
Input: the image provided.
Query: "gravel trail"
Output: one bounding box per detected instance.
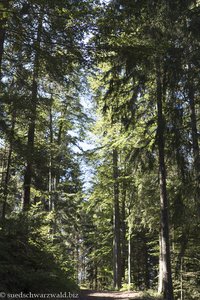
[79,290,143,300]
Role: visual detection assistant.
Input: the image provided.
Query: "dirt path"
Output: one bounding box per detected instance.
[79,290,143,300]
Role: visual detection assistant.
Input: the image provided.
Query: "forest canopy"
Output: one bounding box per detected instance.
[0,1,199,300]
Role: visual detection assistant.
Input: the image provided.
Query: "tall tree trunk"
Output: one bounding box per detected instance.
[76,239,79,284]
[113,148,121,290]
[144,235,150,289]
[23,15,42,210]
[128,226,131,291]
[188,79,200,212]
[48,99,54,211]
[55,111,65,186]
[0,145,7,185]
[0,0,9,78]
[1,108,16,222]
[54,104,69,192]
[52,116,64,214]
[156,61,174,300]
[121,179,126,281]
[94,265,98,290]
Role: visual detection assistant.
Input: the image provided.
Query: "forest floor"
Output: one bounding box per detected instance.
[79,290,151,300]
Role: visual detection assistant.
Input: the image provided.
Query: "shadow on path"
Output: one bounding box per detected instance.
[79,290,143,300]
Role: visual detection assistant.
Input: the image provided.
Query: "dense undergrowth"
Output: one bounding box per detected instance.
[0,204,78,293]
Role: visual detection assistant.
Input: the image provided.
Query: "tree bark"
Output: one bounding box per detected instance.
[113,148,121,290]
[1,108,16,222]
[128,226,131,291]
[188,79,200,188]
[23,14,42,210]
[144,235,150,289]
[48,99,54,211]
[0,0,9,78]
[55,118,63,186]
[121,178,127,281]
[156,61,174,300]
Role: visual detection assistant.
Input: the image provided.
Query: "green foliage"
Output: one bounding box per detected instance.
[120,282,136,291]
[141,290,163,299]
[0,0,200,297]
[0,206,78,293]
[83,0,200,297]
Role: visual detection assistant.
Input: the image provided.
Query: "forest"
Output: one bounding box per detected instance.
[0,1,199,300]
